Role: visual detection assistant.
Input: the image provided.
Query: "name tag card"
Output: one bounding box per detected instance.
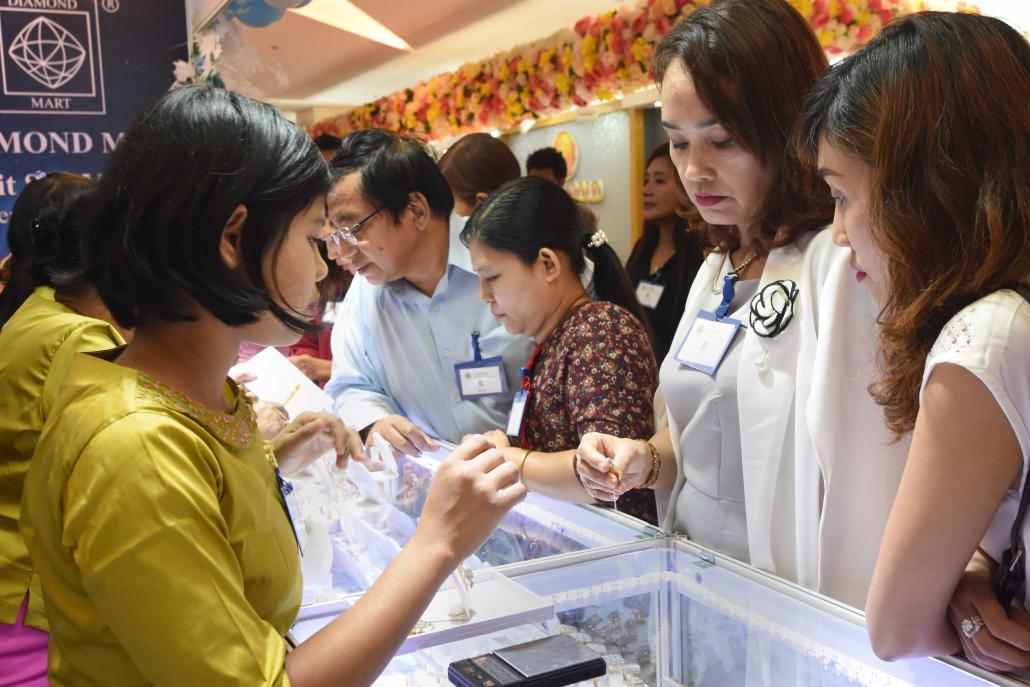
[674,310,742,375]
[454,357,508,399]
[636,281,666,309]
[505,390,529,437]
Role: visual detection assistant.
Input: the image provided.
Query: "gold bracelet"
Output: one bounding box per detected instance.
[518,449,534,484]
[640,441,661,489]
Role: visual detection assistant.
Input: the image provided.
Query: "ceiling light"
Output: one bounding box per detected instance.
[290,1,412,51]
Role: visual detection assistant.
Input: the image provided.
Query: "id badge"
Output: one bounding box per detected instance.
[674,310,742,375]
[454,356,508,399]
[636,281,666,309]
[505,390,529,437]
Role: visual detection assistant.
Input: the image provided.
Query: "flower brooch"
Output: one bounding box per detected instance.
[749,280,799,338]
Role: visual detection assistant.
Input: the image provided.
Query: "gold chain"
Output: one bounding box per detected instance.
[710,250,760,294]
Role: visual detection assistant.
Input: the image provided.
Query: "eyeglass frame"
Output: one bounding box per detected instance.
[325,205,384,247]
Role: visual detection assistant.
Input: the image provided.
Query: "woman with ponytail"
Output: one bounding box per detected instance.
[461,175,659,523]
[0,171,127,683]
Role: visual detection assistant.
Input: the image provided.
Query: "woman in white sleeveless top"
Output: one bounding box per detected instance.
[800,11,1030,669]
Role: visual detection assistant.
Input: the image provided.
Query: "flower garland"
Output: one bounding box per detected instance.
[312,0,974,141]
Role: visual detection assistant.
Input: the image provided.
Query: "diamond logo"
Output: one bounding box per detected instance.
[7,16,86,90]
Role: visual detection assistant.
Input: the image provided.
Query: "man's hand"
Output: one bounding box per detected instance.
[365,414,438,457]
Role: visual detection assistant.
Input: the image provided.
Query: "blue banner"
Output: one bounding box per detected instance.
[0,0,189,256]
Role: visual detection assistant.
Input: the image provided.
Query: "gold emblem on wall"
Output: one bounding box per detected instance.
[566,179,605,204]
[551,130,602,203]
[551,130,579,180]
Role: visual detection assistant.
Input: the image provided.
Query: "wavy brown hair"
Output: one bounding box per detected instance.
[799,12,1030,437]
[652,0,833,253]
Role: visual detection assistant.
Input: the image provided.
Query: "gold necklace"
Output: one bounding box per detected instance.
[710,250,759,294]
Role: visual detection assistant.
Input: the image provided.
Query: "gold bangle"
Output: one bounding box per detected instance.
[640,441,661,489]
[518,449,534,484]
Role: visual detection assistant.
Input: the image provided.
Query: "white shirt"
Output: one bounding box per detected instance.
[325,213,535,441]
[661,276,759,562]
[924,291,1030,604]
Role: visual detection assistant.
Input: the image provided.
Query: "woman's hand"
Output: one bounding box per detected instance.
[253,400,289,439]
[575,432,652,501]
[463,429,511,450]
[271,412,364,477]
[415,435,527,565]
[947,548,1030,672]
[289,354,332,383]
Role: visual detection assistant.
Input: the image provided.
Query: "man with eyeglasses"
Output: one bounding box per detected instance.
[323,129,534,457]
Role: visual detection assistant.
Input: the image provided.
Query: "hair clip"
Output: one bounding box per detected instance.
[28,170,47,181]
[586,230,608,248]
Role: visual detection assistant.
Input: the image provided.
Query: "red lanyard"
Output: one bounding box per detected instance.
[517,344,543,449]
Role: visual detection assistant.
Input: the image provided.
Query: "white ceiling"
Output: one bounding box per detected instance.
[230,0,624,110]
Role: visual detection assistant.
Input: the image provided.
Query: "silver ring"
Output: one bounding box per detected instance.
[961,615,985,638]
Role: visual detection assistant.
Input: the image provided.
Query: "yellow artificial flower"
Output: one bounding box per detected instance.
[555,72,572,94]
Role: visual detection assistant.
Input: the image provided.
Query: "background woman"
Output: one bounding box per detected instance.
[19,86,525,686]
[576,0,845,588]
[463,175,660,524]
[625,142,706,362]
[800,11,1030,666]
[0,172,119,686]
[438,132,521,217]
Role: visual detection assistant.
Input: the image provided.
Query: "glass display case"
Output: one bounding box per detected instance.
[291,444,658,605]
[298,537,1028,687]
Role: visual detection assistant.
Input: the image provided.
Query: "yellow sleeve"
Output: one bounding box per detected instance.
[63,413,292,687]
[40,322,123,419]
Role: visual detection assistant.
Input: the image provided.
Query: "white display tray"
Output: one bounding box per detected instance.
[291,568,555,655]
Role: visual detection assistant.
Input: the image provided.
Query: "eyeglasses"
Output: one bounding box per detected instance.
[325,206,384,247]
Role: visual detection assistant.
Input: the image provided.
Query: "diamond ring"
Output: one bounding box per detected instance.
[961,615,985,638]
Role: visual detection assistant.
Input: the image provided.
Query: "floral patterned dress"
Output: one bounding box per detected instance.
[519,300,659,524]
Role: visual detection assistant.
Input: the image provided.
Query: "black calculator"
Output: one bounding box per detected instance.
[448,633,607,687]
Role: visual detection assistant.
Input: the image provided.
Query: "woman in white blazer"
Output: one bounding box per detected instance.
[576,0,906,609]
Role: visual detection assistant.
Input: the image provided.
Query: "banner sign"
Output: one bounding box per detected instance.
[0,0,188,255]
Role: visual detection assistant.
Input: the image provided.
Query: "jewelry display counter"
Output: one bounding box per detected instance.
[289,448,1020,686]
[291,445,657,604]
[300,538,1024,686]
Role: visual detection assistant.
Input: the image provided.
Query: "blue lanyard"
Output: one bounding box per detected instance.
[715,272,742,320]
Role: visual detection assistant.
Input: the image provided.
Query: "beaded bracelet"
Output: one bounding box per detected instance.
[639,441,661,489]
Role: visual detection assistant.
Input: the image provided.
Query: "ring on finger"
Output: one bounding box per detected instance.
[961,615,986,638]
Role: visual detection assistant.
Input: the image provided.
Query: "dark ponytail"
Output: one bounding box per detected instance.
[461,176,656,349]
[0,172,92,329]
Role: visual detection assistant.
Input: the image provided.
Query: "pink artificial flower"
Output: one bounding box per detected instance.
[631,11,648,34]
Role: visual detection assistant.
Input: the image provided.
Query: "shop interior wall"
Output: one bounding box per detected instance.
[506,110,635,261]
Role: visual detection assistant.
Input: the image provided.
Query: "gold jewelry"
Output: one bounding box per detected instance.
[409,619,434,635]
[606,458,623,481]
[640,441,662,489]
[458,564,475,590]
[710,249,760,294]
[518,449,534,483]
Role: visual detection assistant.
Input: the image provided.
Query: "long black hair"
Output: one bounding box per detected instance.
[82,86,330,332]
[461,176,655,348]
[0,172,92,329]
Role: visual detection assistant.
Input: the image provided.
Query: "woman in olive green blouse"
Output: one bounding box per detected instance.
[19,87,525,686]
[0,172,124,683]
